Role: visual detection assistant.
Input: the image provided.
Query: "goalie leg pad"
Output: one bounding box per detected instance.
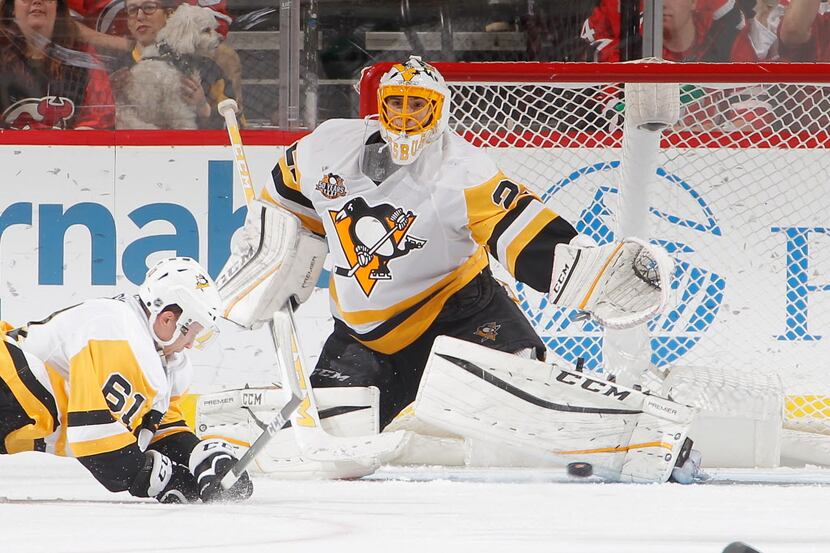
[217,201,328,328]
[195,386,389,479]
[413,336,696,483]
[550,237,673,329]
[620,395,697,483]
[660,365,784,468]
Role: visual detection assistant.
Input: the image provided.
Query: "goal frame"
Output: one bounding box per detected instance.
[357,61,830,454]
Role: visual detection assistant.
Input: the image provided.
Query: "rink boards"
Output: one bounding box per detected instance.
[1,134,829,404]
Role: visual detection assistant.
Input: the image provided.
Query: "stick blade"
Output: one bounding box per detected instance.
[298,430,410,467]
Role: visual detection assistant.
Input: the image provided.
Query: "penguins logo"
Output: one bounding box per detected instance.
[391,63,418,82]
[195,274,210,289]
[474,322,500,342]
[316,173,347,199]
[330,198,427,297]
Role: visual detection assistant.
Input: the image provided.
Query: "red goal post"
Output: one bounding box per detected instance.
[359,61,830,439]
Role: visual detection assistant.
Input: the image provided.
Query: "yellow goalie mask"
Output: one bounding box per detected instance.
[377,56,451,165]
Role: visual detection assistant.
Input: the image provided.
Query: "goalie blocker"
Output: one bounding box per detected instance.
[217,201,328,328]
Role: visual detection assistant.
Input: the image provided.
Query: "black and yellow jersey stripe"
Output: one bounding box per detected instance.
[465,171,577,292]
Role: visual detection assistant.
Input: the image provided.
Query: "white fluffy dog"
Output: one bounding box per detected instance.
[117,4,222,129]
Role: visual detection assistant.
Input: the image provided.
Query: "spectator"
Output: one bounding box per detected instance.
[67,0,231,39]
[64,0,133,53]
[775,0,830,131]
[663,0,739,59]
[66,0,239,105]
[581,0,744,61]
[731,0,784,60]
[0,0,115,128]
[779,0,829,60]
[111,0,237,129]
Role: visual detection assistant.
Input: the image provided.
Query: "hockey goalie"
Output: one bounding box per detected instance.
[207,56,705,484]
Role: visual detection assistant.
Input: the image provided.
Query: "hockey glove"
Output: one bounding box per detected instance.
[549,237,673,329]
[129,450,200,503]
[189,438,254,503]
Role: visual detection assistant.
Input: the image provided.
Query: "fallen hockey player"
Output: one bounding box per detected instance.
[0,257,254,502]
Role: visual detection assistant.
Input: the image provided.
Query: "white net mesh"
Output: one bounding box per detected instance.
[363,63,830,434]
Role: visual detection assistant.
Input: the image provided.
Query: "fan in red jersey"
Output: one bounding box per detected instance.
[778,0,830,60]
[0,0,114,129]
[581,0,744,61]
[730,0,785,60]
[66,0,231,39]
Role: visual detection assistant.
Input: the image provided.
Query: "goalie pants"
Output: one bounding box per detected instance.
[311,267,545,429]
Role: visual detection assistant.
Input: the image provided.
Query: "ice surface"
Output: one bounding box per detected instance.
[1,453,828,553]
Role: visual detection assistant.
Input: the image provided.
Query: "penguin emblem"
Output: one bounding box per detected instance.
[474,322,500,342]
[330,197,427,297]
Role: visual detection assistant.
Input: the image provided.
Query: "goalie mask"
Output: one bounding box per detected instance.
[139,257,222,349]
[377,56,451,165]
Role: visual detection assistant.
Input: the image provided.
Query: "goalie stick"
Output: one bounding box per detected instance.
[217,99,408,469]
[220,393,301,489]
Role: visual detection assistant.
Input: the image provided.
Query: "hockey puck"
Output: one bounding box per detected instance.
[567,462,593,477]
[722,542,761,553]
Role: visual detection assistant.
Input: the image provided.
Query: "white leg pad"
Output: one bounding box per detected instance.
[384,405,466,466]
[196,386,392,479]
[620,395,697,483]
[660,365,783,468]
[413,336,696,482]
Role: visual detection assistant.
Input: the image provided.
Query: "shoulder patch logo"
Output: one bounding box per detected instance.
[329,198,427,297]
[474,322,501,342]
[316,173,347,199]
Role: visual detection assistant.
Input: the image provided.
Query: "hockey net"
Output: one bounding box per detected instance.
[360,61,830,437]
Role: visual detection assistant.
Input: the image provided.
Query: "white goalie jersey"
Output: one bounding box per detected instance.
[261,118,578,354]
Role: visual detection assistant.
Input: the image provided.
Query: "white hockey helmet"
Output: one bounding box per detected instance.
[377,56,451,165]
[138,257,221,348]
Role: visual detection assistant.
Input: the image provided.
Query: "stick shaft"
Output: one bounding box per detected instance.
[220,394,302,489]
[219,103,257,208]
[218,100,303,489]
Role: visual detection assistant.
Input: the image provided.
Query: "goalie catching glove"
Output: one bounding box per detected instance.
[217,201,328,329]
[549,237,673,329]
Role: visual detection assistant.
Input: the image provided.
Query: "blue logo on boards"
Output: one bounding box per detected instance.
[517,161,827,372]
[1,159,825,346]
[0,161,246,286]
